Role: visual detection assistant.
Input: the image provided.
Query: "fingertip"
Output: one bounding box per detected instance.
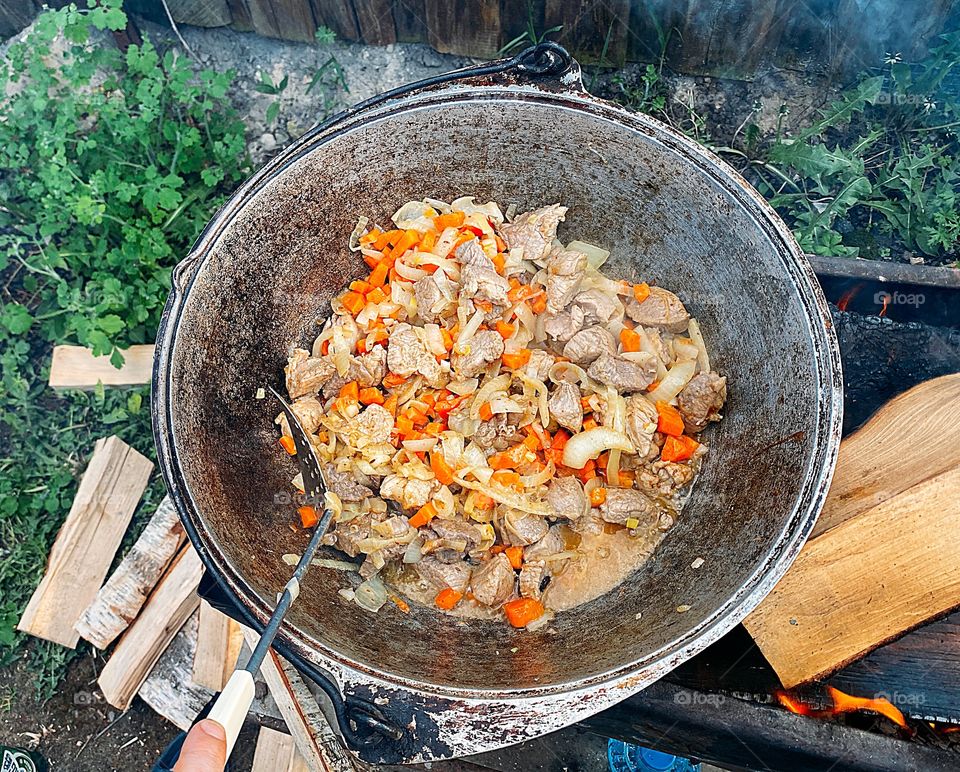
[197,719,227,741]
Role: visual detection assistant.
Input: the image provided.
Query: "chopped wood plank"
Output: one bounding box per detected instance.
[140,609,214,731]
[545,0,630,66]
[17,436,153,648]
[392,0,426,43]
[309,0,359,40]
[425,0,501,58]
[166,0,232,27]
[252,726,310,772]
[241,627,357,772]
[245,0,317,41]
[813,373,960,537]
[225,0,254,31]
[49,344,155,389]
[192,600,243,691]
[99,546,204,710]
[353,0,396,45]
[75,496,185,649]
[744,465,960,688]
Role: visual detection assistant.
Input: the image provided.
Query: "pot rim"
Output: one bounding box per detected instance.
[153,78,843,702]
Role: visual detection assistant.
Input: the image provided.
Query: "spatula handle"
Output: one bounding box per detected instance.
[206,670,256,758]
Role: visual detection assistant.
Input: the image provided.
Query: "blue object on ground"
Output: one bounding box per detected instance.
[607,738,701,771]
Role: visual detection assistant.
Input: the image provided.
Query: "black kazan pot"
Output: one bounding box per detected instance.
[152,44,842,764]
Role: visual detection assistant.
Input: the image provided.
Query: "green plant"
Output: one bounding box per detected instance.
[497,2,562,56]
[255,71,290,125]
[314,25,336,45]
[0,0,249,690]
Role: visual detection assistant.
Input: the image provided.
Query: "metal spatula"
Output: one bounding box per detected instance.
[204,387,336,758]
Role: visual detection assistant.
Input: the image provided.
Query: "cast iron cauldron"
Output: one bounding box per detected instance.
[153,44,842,763]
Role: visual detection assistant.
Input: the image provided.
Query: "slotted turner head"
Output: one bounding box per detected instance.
[270,386,327,505]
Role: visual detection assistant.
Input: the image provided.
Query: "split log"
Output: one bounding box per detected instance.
[746,466,960,687]
[192,600,243,691]
[99,546,204,709]
[17,436,153,647]
[252,726,310,772]
[75,496,185,649]
[241,627,356,772]
[48,344,155,389]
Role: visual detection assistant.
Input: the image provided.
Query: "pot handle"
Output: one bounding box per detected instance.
[309,42,582,132]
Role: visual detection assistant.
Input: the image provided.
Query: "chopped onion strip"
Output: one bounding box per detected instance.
[349,216,369,251]
[567,240,610,268]
[354,576,388,612]
[453,474,552,516]
[647,360,697,404]
[687,318,711,373]
[562,427,634,469]
[470,374,511,418]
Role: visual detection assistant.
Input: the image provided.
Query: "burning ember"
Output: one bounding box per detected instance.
[878,293,891,317]
[836,284,863,312]
[776,686,908,730]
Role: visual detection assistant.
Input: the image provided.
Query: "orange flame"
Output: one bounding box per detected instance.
[878,293,891,317]
[776,686,908,730]
[837,284,862,312]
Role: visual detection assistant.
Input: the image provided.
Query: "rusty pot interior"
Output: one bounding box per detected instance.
[157,83,839,697]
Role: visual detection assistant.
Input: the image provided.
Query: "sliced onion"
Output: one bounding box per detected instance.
[489,396,523,414]
[567,240,609,269]
[338,587,356,602]
[446,378,478,396]
[392,200,431,228]
[394,258,427,282]
[423,324,447,355]
[354,576,388,612]
[402,437,438,452]
[454,474,552,516]
[403,538,422,564]
[455,308,486,353]
[434,226,460,258]
[349,216,369,252]
[673,337,700,362]
[525,608,555,631]
[562,428,634,469]
[450,196,504,222]
[440,432,464,467]
[687,318,711,373]
[521,459,555,487]
[606,448,621,486]
[281,553,299,566]
[647,360,697,404]
[470,373,511,418]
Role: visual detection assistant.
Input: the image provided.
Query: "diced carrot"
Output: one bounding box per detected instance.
[552,429,570,449]
[383,372,407,389]
[358,387,384,405]
[491,252,506,274]
[474,298,493,313]
[374,229,403,251]
[453,230,477,249]
[583,416,598,431]
[501,349,531,369]
[363,253,380,269]
[577,459,596,482]
[505,546,524,570]
[473,492,495,510]
[395,415,415,435]
[433,212,465,230]
[503,597,544,628]
[620,328,642,352]
[595,451,609,470]
[383,393,399,416]
[298,505,319,528]
[507,284,540,304]
[435,587,463,610]
[420,230,437,252]
[279,435,296,455]
[522,433,540,451]
[359,228,381,245]
[350,279,373,295]
[320,339,330,355]
[495,320,516,339]
[489,545,506,553]
[338,381,359,401]
[368,261,389,288]
[529,294,547,314]
[479,402,493,421]
[661,435,700,463]
[392,229,421,257]
[440,327,454,351]
[389,594,410,613]
[580,396,593,410]
[633,282,651,303]
[424,421,445,436]
[430,452,455,485]
[409,501,437,528]
[366,286,387,305]
[495,235,507,252]
[341,291,365,315]
[589,486,607,506]
[463,224,484,237]
[647,380,660,392]
[356,338,368,354]
[492,470,521,488]
[656,400,685,437]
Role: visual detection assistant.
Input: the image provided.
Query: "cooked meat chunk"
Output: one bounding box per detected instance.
[600,488,658,526]
[470,553,516,606]
[498,204,567,264]
[545,247,587,313]
[501,508,549,546]
[546,476,587,520]
[636,461,696,498]
[588,351,657,392]
[570,510,604,535]
[431,518,484,550]
[332,515,372,557]
[563,325,616,365]
[372,516,411,538]
[288,395,324,435]
[473,413,519,451]
[414,275,445,323]
[626,286,690,333]
[353,403,394,446]
[379,474,437,510]
[322,463,372,502]
[524,526,566,561]
[523,348,556,381]
[387,323,444,387]
[457,240,510,309]
[417,557,472,593]
[519,560,547,599]
[544,305,585,344]
[352,345,387,388]
[677,372,727,432]
[452,329,504,378]
[574,289,620,325]
[547,381,583,433]
[285,348,335,398]
[625,395,660,461]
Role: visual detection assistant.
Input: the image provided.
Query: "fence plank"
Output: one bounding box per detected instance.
[225,0,255,31]
[354,0,397,44]
[245,0,317,42]
[309,0,359,40]
[166,0,232,27]
[392,0,427,43]
[426,0,501,58]
[545,0,630,66]
[0,0,37,38]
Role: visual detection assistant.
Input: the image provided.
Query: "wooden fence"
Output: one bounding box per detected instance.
[2,0,958,78]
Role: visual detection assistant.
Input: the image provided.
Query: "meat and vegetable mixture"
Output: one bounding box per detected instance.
[278,197,726,629]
